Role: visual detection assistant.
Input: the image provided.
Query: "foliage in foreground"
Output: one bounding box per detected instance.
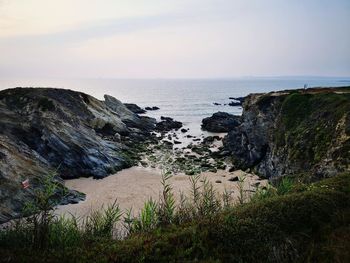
[0,173,349,263]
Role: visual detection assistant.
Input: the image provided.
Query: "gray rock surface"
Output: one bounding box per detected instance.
[0,87,156,223]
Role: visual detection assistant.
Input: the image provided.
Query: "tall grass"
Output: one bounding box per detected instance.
[132,198,158,233]
[83,199,122,239]
[275,177,294,195]
[0,167,292,251]
[158,170,176,225]
[236,175,246,205]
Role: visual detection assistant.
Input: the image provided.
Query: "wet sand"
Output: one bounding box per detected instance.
[56,166,267,218]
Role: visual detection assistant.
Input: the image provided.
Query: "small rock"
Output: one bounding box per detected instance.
[124,103,146,114]
[228,166,236,172]
[145,106,160,111]
[215,180,222,183]
[140,161,148,167]
[229,97,245,104]
[228,101,241,106]
[228,176,239,182]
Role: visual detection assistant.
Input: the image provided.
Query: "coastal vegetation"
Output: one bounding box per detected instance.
[0,171,349,262]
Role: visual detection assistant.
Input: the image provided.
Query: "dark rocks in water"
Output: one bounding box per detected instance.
[0,87,156,223]
[193,138,201,141]
[145,106,160,111]
[201,112,241,132]
[229,96,245,103]
[174,140,181,144]
[181,128,188,133]
[156,116,183,132]
[213,102,221,105]
[186,135,193,138]
[160,116,172,121]
[228,101,241,106]
[124,103,146,114]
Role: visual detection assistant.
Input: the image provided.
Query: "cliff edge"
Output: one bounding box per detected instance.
[223,87,350,179]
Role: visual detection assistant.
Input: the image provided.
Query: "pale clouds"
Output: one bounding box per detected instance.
[0,0,349,78]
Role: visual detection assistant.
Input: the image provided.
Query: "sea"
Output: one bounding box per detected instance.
[1,77,349,138]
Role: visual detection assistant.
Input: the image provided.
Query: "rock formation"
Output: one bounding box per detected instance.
[124,103,146,114]
[223,87,350,179]
[156,116,183,132]
[0,87,157,222]
[201,112,241,132]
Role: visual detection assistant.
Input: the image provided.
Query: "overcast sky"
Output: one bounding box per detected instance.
[0,0,349,78]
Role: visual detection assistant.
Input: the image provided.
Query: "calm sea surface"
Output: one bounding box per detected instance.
[1,77,349,136]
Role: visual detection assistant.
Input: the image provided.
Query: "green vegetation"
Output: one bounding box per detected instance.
[1,171,349,262]
[274,91,350,167]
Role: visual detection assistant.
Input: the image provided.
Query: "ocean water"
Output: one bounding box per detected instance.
[1,77,349,137]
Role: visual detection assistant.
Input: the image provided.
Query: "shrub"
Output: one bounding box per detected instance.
[1,173,349,262]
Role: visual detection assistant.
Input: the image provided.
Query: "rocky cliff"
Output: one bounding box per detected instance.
[223,87,350,179]
[0,87,156,223]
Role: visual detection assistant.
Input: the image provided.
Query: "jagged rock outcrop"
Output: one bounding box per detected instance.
[201,112,241,132]
[156,116,182,132]
[223,87,350,179]
[124,103,146,114]
[0,87,157,223]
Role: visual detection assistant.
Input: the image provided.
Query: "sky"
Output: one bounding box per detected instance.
[0,0,349,78]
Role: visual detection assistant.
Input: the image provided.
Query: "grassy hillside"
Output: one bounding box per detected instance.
[1,173,349,263]
[275,90,350,168]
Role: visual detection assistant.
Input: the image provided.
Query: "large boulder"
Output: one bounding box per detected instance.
[201,112,241,132]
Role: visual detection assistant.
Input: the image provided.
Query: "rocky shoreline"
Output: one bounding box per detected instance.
[1,86,349,223]
[0,87,229,223]
[0,88,184,223]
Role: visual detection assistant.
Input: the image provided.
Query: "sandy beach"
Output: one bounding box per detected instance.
[56,166,267,218]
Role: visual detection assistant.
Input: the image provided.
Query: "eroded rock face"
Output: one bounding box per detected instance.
[0,87,157,222]
[223,87,350,179]
[201,112,241,132]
